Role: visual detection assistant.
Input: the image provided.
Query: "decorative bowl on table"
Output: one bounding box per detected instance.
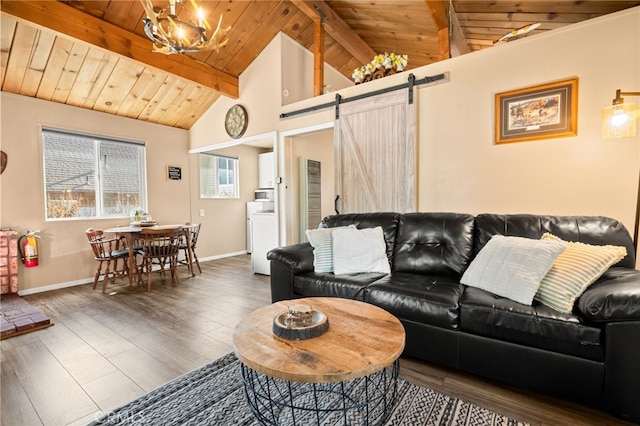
[272,304,329,340]
[130,220,157,227]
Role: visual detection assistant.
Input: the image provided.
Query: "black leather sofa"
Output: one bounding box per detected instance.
[267,212,640,423]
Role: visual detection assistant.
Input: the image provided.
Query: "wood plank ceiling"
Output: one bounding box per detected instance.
[1,1,639,130]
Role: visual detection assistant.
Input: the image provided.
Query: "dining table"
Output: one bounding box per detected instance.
[103,223,197,287]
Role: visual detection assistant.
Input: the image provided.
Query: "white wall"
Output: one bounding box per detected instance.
[190,32,352,150]
[190,34,284,149]
[416,7,639,228]
[276,7,640,237]
[281,34,352,105]
[283,129,334,244]
[0,93,192,292]
[187,144,264,258]
[0,92,266,293]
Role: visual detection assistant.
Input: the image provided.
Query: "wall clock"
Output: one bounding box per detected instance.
[225,104,248,139]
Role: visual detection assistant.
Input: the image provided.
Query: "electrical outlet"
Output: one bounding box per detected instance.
[199,209,205,217]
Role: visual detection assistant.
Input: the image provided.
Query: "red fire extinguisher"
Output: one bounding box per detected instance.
[19,230,40,267]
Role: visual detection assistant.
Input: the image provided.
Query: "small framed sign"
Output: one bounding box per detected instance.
[167,166,182,180]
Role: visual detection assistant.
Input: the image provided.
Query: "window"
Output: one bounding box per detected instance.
[200,153,239,198]
[42,128,146,220]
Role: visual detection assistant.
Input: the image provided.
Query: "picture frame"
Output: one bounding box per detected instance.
[167,165,181,180]
[495,78,578,144]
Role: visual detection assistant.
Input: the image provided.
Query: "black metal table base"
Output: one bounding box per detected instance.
[240,360,399,426]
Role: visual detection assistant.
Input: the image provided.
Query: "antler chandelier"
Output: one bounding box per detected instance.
[139,0,230,54]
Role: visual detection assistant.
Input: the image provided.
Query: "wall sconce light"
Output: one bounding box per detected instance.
[602,89,640,139]
[602,90,640,250]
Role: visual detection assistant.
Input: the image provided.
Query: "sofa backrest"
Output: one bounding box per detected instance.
[321,212,400,263]
[393,212,475,275]
[474,214,636,268]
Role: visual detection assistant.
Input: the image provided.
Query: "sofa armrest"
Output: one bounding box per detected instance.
[267,243,314,302]
[604,320,640,422]
[577,267,640,322]
[267,243,314,273]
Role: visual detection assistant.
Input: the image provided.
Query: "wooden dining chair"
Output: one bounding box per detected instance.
[179,223,202,275]
[136,227,183,291]
[85,229,130,293]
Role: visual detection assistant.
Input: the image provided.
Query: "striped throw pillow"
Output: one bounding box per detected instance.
[306,226,354,273]
[534,233,627,313]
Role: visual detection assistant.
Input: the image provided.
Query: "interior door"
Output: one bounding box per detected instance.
[334,90,417,214]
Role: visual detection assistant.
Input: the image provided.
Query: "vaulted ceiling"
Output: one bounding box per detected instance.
[2,1,639,130]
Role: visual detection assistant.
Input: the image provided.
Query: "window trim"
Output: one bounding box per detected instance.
[199,152,240,199]
[41,127,148,221]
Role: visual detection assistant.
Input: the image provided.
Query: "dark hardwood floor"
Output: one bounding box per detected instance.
[0,255,632,426]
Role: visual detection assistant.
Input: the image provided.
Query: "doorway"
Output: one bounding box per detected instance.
[188,131,278,258]
[281,124,335,245]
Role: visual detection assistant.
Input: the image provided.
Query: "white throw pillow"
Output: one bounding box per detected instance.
[306,225,355,273]
[461,235,567,305]
[534,233,627,313]
[332,226,391,275]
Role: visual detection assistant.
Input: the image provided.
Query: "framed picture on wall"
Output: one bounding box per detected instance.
[495,77,578,144]
[167,165,182,180]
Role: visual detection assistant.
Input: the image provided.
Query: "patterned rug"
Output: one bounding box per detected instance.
[88,352,528,426]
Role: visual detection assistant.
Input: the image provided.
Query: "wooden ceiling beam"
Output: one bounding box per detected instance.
[313,18,325,97]
[449,4,470,57]
[425,1,450,61]
[290,0,376,65]
[0,1,239,98]
[424,0,469,59]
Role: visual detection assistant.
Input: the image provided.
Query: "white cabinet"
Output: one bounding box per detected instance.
[258,152,275,188]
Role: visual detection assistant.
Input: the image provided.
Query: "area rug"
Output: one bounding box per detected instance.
[0,293,52,340]
[88,352,528,426]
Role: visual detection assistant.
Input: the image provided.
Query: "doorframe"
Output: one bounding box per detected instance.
[189,130,280,245]
[279,122,334,245]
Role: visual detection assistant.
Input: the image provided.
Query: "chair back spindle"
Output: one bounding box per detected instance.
[137,227,183,291]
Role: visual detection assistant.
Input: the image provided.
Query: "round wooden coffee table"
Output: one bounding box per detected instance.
[233,297,405,425]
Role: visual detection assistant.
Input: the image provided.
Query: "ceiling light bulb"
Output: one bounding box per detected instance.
[197,8,205,28]
[610,109,630,128]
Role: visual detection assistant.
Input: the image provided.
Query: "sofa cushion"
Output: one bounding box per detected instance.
[333,226,391,275]
[534,233,627,313]
[293,272,385,301]
[460,235,567,305]
[459,287,603,361]
[365,272,465,330]
[321,213,400,264]
[474,214,635,268]
[393,212,475,276]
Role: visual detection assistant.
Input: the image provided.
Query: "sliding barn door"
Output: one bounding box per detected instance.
[334,90,416,214]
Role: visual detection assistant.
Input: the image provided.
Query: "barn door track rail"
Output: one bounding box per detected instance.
[279,72,448,120]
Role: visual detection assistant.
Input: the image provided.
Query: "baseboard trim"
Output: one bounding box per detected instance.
[17,251,249,296]
[18,277,94,296]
